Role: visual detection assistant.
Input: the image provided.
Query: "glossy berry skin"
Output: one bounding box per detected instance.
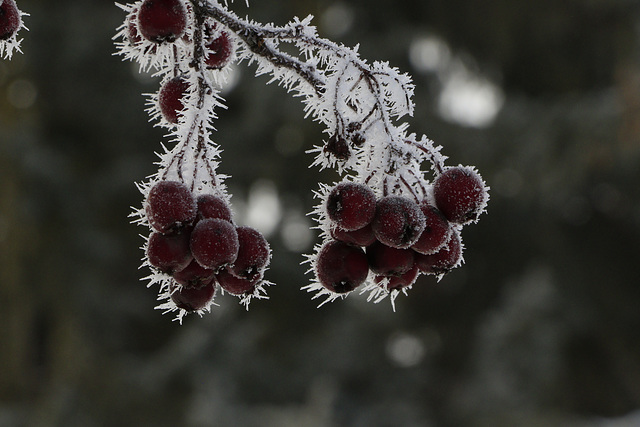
[196,194,233,222]
[190,218,239,270]
[330,223,376,247]
[366,240,415,277]
[0,0,20,40]
[172,259,215,288]
[205,31,234,69]
[146,180,196,233]
[170,281,216,312]
[411,203,451,255]
[372,196,426,249]
[229,226,270,280]
[217,268,260,295]
[315,240,369,294]
[415,229,463,275]
[326,182,376,231]
[138,0,187,43]
[433,166,487,224]
[158,76,189,124]
[147,231,193,274]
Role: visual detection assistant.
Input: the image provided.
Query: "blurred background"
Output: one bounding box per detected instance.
[2,0,640,426]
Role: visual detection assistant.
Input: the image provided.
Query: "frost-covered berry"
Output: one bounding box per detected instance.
[376,265,420,291]
[126,8,142,46]
[372,196,426,249]
[146,181,197,233]
[433,166,488,224]
[326,182,376,231]
[415,229,463,275]
[158,76,189,124]
[330,223,376,247]
[173,259,215,288]
[138,0,187,44]
[411,203,451,255]
[190,218,239,270]
[217,268,260,295]
[170,281,216,312]
[205,31,234,69]
[229,226,270,280]
[366,240,415,277]
[196,194,233,222]
[146,231,193,274]
[0,0,20,40]
[315,240,369,293]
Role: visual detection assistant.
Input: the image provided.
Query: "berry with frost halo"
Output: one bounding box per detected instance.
[170,281,216,312]
[158,76,189,124]
[146,181,196,234]
[372,196,426,249]
[229,226,270,280]
[190,218,239,270]
[433,166,488,225]
[146,231,193,274]
[138,0,187,44]
[326,182,377,231]
[0,0,20,41]
[315,240,369,293]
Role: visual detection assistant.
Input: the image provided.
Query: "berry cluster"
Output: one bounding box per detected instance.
[145,180,271,313]
[312,167,487,306]
[0,0,25,60]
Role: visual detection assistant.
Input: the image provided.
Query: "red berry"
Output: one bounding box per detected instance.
[138,0,187,43]
[229,226,270,280]
[315,240,369,294]
[190,218,239,270]
[411,203,451,255]
[433,166,488,224]
[326,182,376,231]
[376,265,420,291]
[146,181,196,234]
[415,229,463,275]
[126,8,142,46]
[170,281,216,312]
[0,0,20,41]
[372,196,426,249]
[147,230,193,274]
[158,76,189,124]
[196,194,232,222]
[366,240,415,277]
[330,223,376,247]
[205,31,234,69]
[217,268,260,295]
[172,259,215,288]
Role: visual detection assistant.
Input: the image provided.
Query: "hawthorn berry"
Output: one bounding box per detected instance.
[196,194,233,222]
[366,240,415,277]
[376,265,420,291]
[146,180,196,233]
[126,8,142,46]
[315,240,369,293]
[146,230,193,274]
[0,0,20,40]
[415,228,463,275]
[433,166,488,224]
[170,281,216,312]
[330,223,376,247]
[217,268,260,295]
[138,0,187,44]
[326,182,376,231]
[190,218,239,270]
[173,259,215,288]
[411,203,451,255]
[372,196,426,249]
[229,226,270,280]
[158,76,189,124]
[204,31,234,69]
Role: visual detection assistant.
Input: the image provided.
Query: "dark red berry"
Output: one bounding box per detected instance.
[205,31,234,69]
[196,194,232,222]
[433,166,488,224]
[158,76,189,124]
[372,196,426,249]
[170,281,216,312]
[190,218,239,270]
[366,240,415,277]
[315,240,369,294]
[326,182,376,231]
[411,203,451,255]
[126,8,142,46]
[376,265,420,291]
[217,268,260,295]
[229,226,270,280]
[415,229,463,275]
[146,181,196,234]
[330,223,376,247]
[138,0,187,43]
[0,0,20,40]
[146,231,192,274]
[172,259,215,288]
